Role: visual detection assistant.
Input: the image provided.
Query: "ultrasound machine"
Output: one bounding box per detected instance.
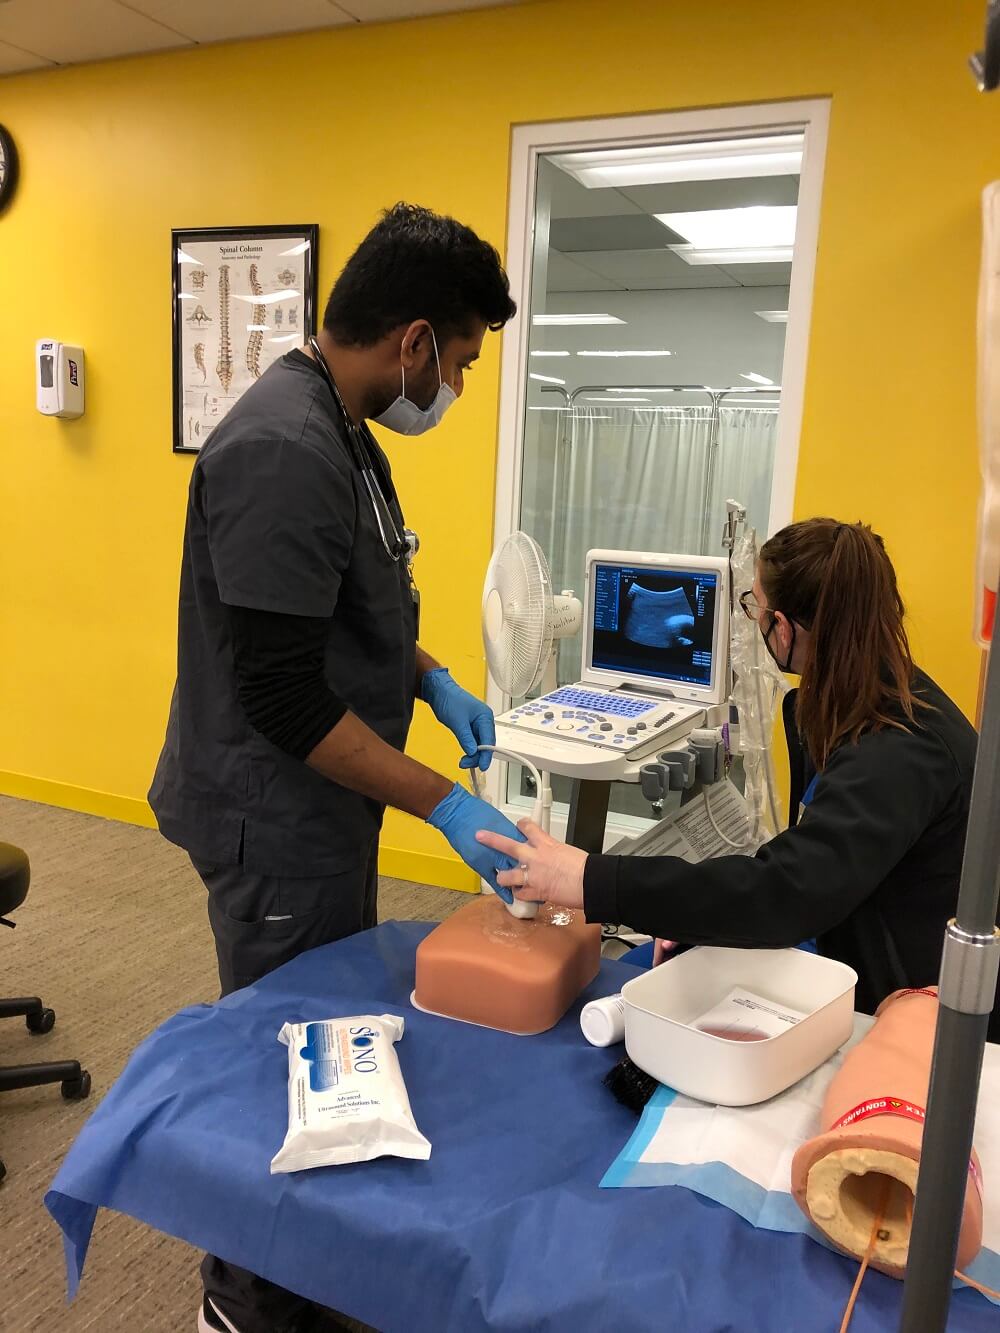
[494,549,731,783]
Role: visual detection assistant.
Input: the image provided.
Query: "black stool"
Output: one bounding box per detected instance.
[0,841,90,1182]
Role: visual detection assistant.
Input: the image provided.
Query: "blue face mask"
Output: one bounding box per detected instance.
[374,328,456,436]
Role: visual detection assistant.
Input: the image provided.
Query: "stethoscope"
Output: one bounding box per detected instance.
[308,336,409,564]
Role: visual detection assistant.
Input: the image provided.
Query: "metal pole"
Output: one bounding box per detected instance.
[899,633,1000,1330]
[699,393,722,555]
[541,385,570,568]
[565,778,611,853]
[903,43,1000,1325]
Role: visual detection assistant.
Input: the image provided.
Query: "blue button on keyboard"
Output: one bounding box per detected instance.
[546,687,657,718]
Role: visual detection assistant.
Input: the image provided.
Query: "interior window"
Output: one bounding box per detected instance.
[511,135,799,822]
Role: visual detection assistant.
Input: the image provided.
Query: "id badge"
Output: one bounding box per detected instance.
[410,583,421,639]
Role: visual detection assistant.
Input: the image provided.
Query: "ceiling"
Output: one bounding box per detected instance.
[0,0,526,75]
[542,161,799,293]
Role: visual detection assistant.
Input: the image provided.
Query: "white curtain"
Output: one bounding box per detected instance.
[711,407,778,550]
[520,404,777,685]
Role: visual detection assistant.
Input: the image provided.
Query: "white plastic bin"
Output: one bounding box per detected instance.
[621,946,857,1106]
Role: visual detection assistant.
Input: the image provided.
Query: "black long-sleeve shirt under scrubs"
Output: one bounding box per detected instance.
[583,670,991,1034]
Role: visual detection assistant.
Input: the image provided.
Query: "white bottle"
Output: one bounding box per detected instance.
[580,994,626,1047]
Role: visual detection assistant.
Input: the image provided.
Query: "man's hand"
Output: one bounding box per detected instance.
[427,785,527,899]
[421,668,495,771]
[476,820,587,911]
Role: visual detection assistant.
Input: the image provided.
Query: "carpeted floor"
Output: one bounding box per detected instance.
[0,795,466,1332]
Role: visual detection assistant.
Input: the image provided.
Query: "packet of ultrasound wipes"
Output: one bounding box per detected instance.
[270,1013,431,1173]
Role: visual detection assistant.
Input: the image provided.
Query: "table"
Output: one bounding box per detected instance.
[46,922,995,1332]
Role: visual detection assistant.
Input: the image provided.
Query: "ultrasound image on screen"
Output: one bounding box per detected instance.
[591,564,717,687]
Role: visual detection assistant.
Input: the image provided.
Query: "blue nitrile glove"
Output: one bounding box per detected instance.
[427,784,526,902]
[421,667,495,772]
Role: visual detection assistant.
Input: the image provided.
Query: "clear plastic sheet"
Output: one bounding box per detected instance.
[729,522,788,847]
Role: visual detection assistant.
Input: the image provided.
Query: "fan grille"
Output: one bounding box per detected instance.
[482,532,554,696]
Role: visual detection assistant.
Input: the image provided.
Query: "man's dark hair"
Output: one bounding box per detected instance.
[324,202,517,346]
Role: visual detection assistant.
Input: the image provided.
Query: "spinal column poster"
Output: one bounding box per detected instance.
[173,229,316,452]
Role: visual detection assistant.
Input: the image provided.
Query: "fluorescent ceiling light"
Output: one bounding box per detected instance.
[177,292,196,300]
[269,333,300,344]
[671,244,793,265]
[246,324,270,333]
[532,313,625,326]
[576,349,671,358]
[549,134,804,189]
[530,372,566,385]
[663,205,796,265]
[585,396,651,403]
[280,240,311,256]
[756,309,789,323]
[658,206,797,249]
[603,388,711,397]
[581,385,710,396]
[530,350,571,357]
[528,405,570,411]
[741,372,774,385]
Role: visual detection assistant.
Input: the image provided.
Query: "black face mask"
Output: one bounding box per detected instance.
[762,612,796,672]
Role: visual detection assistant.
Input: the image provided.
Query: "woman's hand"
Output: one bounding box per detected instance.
[475,820,588,911]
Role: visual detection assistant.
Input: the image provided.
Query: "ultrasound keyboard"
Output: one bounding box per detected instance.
[543,687,659,718]
[493,681,709,780]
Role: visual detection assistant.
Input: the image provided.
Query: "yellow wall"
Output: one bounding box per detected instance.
[0,0,992,889]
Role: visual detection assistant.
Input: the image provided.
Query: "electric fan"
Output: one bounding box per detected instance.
[479,532,582,844]
[482,531,582,700]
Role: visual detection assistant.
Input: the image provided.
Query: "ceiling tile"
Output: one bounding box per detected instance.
[0,0,526,72]
[619,175,800,216]
[569,248,738,290]
[543,160,643,220]
[716,261,793,287]
[545,251,618,294]
[0,0,191,64]
[337,0,521,18]
[602,275,740,291]
[550,214,679,253]
[0,38,55,73]
[124,0,355,43]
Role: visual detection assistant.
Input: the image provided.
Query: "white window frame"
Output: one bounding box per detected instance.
[485,99,831,840]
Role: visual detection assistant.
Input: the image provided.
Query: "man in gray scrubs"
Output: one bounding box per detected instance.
[150,203,524,1333]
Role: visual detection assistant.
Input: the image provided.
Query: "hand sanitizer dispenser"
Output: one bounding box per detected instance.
[36,340,85,419]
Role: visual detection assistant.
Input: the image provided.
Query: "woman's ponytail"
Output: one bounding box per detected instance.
[759,519,920,768]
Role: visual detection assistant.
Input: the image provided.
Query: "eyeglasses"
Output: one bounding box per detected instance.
[738,590,772,623]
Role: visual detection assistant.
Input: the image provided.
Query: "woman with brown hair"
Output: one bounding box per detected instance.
[478,518,987,1030]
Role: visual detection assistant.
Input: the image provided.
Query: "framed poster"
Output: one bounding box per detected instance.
[171,224,319,454]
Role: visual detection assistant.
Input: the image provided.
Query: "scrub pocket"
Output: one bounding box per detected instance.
[191,850,377,997]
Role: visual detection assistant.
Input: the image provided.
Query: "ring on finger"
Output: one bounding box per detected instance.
[518,861,530,887]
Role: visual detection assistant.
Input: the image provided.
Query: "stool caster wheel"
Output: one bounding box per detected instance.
[0,1157,6,1183]
[61,1070,91,1100]
[26,1007,55,1035]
